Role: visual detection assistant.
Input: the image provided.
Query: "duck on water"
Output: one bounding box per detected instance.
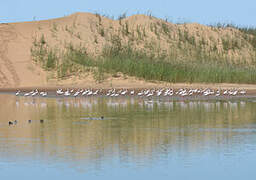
[80,116,104,120]
[9,120,17,125]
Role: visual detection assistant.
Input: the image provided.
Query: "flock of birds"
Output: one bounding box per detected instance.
[9,119,44,126]
[10,88,248,126]
[15,88,247,98]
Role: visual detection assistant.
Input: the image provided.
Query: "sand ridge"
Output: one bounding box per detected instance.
[0,24,20,86]
[0,12,255,89]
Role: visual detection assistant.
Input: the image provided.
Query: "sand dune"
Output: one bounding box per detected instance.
[0,12,255,89]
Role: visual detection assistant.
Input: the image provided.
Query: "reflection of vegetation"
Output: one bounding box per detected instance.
[37,97,256,160]
[6,95,256,164]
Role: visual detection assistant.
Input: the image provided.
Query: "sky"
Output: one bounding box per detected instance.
[1,0,255,27]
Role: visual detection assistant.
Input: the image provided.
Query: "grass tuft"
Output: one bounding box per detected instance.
[30,16,256,83]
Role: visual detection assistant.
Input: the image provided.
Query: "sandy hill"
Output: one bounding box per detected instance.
[0,12,255,88]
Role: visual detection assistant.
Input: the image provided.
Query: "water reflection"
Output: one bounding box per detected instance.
[0,94,256,178]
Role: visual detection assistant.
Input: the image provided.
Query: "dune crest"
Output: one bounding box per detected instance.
[0,12,255,88]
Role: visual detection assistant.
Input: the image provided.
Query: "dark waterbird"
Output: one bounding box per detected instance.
[40,119,44,123]
[80,116,105,120]
[28,120,32,123]
[9,120,17,126]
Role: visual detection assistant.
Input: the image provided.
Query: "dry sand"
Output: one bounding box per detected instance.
[0,12,256,92]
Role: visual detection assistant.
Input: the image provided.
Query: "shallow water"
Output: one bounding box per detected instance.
[0,94,256,179]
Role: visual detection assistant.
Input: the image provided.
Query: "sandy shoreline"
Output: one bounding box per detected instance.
[1,84,256,101]
[1,83,256,90]
[1,83,256,93]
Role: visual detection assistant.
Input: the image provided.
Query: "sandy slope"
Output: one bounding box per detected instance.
[0,23,46,87]
[0,12,255,90]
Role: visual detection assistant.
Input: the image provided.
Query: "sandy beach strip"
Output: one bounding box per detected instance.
[1,83,256,92]
[0,84,256,101]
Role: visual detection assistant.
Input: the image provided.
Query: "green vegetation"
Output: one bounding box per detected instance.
[31,35,58,70]
[30,14,256,84]
[238,27,256,49]
[31,33,256,84]
[210,23,256,49]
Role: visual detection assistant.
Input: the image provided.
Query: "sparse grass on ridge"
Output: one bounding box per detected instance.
[31,34,256,84]
[30,13,256,84]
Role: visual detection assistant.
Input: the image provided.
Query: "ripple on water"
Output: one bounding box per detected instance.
[0,94,255,179]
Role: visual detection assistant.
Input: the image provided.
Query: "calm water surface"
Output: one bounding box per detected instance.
[0,94,256,179]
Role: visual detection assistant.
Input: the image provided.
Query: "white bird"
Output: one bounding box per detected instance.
[203,91,210,96]
[121,89,128,95]
[228,90,237,95]
[156,90,162,96]
[15,90,20,96]
[56,89,64,95]
[82,90,88,96]
[41,92,47,97]
[93,90,99,95]
[31,89,38,96]
[168,91,174,96]
[64,90,71,96]
[215,90,220,96]
[137,92,143,96]
[73,91,80,97]
[232,90,238,96]
[87,91,93,96]
[146,92,153,97]
[239,90,246,95]
[144,89,150,95]
[40,92,47,97]
[164,89,170,96]
[24,92,30,96]
[180,92,188,96]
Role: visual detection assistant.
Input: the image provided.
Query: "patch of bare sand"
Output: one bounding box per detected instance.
[0,12,255,90]
[2,72,256,92]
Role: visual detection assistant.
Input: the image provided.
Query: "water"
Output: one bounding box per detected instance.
[0,94,256,179]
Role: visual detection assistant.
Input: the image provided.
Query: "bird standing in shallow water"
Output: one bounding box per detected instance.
[9,120,17,125]
[15,90,20,96]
